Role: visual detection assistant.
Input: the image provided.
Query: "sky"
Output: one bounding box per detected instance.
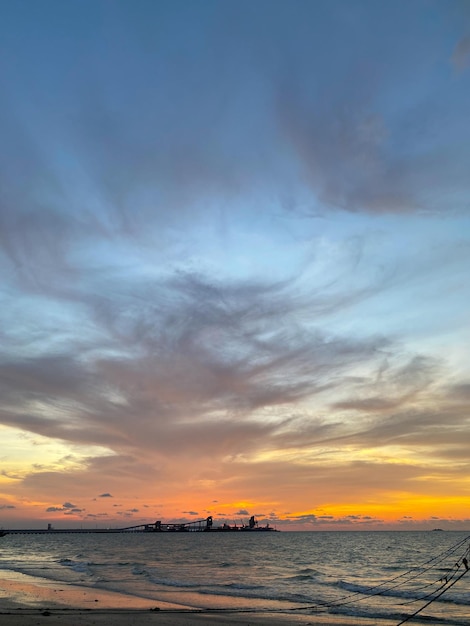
[1,0,470,531]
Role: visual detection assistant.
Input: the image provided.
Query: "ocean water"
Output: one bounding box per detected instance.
[0,530,469,624]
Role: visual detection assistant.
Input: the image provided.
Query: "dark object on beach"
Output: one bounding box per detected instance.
[0,530,7,537]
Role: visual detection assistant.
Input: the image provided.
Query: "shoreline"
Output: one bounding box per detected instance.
[0,607,401,626]
[0,570,400,626]
[0,610,400,626]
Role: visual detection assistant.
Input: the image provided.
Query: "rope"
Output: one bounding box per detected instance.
[396,566,468,625]
[282,534,470,616]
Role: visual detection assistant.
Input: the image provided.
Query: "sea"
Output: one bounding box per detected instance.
[0,530,469,625]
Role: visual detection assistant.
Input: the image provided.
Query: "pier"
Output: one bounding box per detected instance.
[1,516,277,534]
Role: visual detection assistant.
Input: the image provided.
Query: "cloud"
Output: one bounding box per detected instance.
[0,1,469,527]
[45,502,83,514]
[0,265,393,466]
[1,471,22,480]
[1,0,468,236]
[452,35,470,71]
[0,504,16,509]
[277,74,470,214]
[270,7,470,216]
[3,276,469,513]
[281,512,383,527]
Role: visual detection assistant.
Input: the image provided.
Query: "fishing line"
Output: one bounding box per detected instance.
[397,548,467,606]
[198,542,470,622]
[4,533,467,624]
[275,534,470,617]
[307,532,469,600]
[117,538,470,622]
[395,566,468,625]
[8,544,467,624]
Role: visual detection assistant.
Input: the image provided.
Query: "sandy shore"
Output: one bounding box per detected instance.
[0,570,398,626]
[0,608,400,626]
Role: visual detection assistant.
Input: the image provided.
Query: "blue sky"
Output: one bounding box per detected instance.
[1,0,470,529]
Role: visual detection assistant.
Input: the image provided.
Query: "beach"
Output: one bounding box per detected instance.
[0,607,398,626]
[0,610,399,626]
[0,607,399,626]
[0,569,398,626]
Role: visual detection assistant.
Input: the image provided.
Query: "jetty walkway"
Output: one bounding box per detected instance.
[1,515,276,534]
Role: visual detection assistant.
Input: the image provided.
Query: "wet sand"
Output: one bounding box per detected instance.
[0,569,398,626]
[0,607,400,626]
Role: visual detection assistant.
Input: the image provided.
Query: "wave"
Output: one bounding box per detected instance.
[335,578,470,606]
[57,558,93,574]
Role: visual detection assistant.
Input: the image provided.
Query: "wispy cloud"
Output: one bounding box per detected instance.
[0,0,469,528]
